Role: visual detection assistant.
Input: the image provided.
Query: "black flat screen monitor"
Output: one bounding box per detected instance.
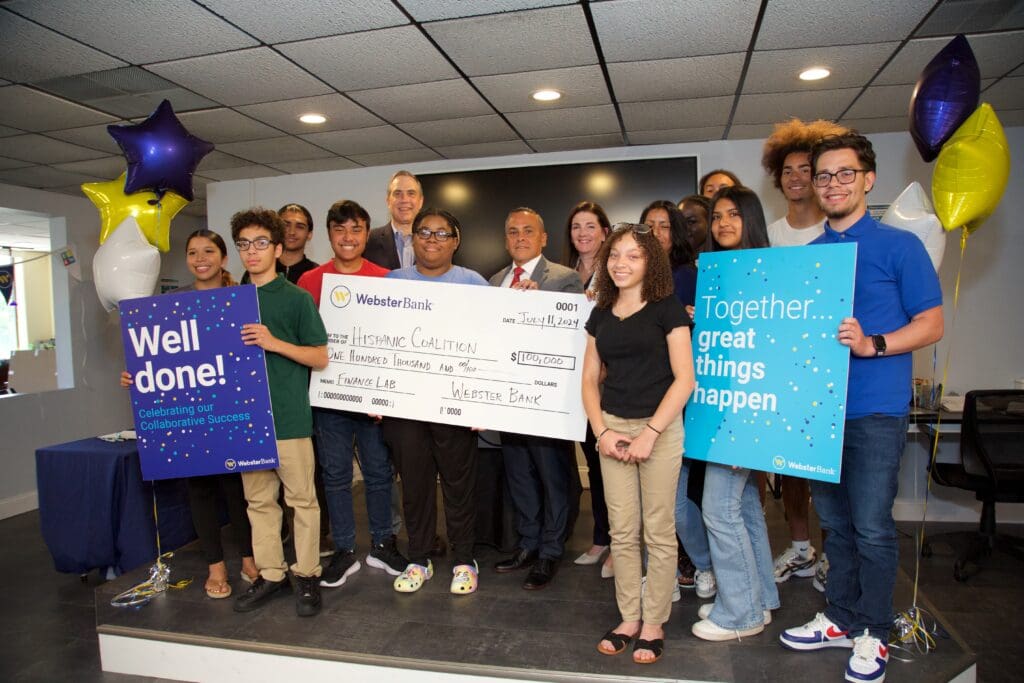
[418,156,698,278]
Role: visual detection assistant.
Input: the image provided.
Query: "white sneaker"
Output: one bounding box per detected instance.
[813,553,829,593]
[773,545,817,583]
[697,603,771,624]
[780,612,854,651]
[694,568,716,599]
[640,575,681,603]
[846,630,888,682]
[692,618,764,641]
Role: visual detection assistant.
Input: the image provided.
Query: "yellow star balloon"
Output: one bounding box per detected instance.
[81,173,188,252]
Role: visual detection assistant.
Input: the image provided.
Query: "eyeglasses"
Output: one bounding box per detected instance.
[234,238,275,251]
[414,228,457,242]
[611,222,652,235]
[812,169,869,187]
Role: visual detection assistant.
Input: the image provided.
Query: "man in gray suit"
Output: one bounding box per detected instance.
[364,170,423,270]
[490,208,583,590]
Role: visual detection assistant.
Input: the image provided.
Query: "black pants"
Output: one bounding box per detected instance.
[186,473,253,565]
[382,417,478,566]
[501,432,572,560]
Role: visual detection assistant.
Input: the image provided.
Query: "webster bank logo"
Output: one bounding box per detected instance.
[330,285,353,308]
[224,459,237,470]
[772,455,786,470]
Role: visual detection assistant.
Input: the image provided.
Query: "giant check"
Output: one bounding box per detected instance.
[309,275,594,440]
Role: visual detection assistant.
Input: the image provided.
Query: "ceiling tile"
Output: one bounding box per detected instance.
[146,48,333,106]
[982,77,1024,111]
[0,126,23,138]
[0,134,109,164]
[744,43,900,94]
[620,97,734,131]
[347,149,442,167]
[610,54,745,102]
[0,86,117,132]
[300,125,423,156]
[45,124,125,154]
[472,66,610,113]
[733,89,862,124]
[0,155,34,171]
[217,137,335,164]
[916,0,1024,36]
[201,0,408,43]
[756,0,934,50]
[403,0,572,22]
[506,105,620,139]
[592,0,758,61]
[838,116,912,134]
[88,91,220,119]
[51,156,127,179]
[0,10,126,82]
[200,165,286,182]
[425,5,596,76]
[177,109,281,144]
[726,124,776,140]
[349,80,493,124]
[528,133,625,152]
[629,127,726,145]
[277,26,458,91]
[197,151,253,172]
[0,165,99,188]
[237,95,383,134]
[844,84,916,119]
[436,140,534,159]
[268,157,362,174]
[874,32,1024,85]
[6,0,258,64]
[399,115,518,146]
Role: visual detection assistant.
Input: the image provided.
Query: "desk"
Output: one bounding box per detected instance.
[35,438,195,575]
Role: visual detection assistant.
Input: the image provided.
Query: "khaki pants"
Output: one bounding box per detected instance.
[241,438,321,581]
[599,412,682,625]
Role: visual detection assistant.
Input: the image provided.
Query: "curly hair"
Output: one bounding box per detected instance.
[761,118,850,189]
[591,227,674,309]
[230,207,285,244]
[640,200,695,269]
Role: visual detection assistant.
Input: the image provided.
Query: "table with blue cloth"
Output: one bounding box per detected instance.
[35,437,195,575]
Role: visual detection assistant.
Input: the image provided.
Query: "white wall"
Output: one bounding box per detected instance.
[0,183,202,518]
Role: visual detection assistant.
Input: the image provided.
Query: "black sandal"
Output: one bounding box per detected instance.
[633,638,664,664]
[597,629,635,656]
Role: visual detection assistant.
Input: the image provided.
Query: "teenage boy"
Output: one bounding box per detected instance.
[230,207,329,617]
[297,200,408,589]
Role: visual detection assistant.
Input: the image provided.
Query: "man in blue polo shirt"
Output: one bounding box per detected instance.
[780,132,943,683]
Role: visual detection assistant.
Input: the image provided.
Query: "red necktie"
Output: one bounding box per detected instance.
[510,266,524,287]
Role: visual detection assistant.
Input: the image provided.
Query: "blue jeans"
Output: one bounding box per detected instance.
[810,414,908,642]
[703,463,779,629]
[675,459,711,571]
[313,409,394,550]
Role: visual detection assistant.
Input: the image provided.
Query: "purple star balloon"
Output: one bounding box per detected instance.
[108,99,215,201]
[909,34,980,163]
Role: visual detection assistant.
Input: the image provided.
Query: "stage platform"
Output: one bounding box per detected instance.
[95,539,976,683]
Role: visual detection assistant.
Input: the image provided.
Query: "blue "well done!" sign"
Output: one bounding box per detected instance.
[684,244,856,483]
[119,286,277,480]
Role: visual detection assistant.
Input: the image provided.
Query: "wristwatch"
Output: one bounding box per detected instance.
[871,334,887,357]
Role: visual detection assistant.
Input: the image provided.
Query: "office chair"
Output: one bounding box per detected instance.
[924,390,1024,581]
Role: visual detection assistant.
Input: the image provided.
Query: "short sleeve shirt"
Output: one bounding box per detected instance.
[297,259,390,307]
[386,265,488,286]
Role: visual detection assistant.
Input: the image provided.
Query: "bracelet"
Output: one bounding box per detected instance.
[597,427,610,440]
[646,423,662,435]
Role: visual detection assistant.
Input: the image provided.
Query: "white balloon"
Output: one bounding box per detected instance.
[881,182,946,271]
[93,217,161,312]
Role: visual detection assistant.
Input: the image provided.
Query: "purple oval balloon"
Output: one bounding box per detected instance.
[107,99,215,202]
[909,34,980,163]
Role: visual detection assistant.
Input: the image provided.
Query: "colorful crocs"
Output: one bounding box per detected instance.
[450,561,479,595]
[393,561,433,593]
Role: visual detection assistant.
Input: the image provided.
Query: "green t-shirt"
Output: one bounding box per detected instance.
[255,274,327,439]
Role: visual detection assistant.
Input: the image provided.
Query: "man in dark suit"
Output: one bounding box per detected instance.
[490,208,583,590]
[364,170,423,270]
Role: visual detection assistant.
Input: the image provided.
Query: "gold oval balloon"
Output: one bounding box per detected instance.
[931,103,1010,232]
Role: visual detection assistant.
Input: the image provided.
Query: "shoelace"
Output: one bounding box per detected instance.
[852,633,882,660]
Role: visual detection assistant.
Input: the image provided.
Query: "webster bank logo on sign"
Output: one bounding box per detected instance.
[352,291,434,311]
[330,285,352,308]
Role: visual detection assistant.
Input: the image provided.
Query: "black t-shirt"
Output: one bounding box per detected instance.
[585,295,689,418]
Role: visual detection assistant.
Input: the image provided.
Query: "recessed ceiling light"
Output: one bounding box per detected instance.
[531,89,562,102]
[799,67,830,81]
[299,113,326,124]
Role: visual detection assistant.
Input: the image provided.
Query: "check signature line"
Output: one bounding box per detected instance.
[345,343,498,363]
[440,396,570,415]
[334,360,533,386]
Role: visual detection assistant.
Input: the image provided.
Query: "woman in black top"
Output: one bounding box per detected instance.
[583,223,694,664]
